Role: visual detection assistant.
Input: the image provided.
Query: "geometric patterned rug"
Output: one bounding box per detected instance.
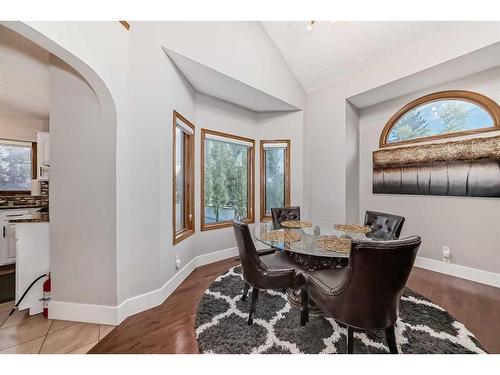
[195,265,486,354]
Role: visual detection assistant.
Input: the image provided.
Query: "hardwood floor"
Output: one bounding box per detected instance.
[90,257,500,354]
[406,267,500,353]
[90,257,240,354]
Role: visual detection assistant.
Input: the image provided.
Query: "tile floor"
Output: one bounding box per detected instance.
[0,300,115,354]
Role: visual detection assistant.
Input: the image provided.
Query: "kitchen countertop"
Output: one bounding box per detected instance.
[0,204,47,210]
[8,213,49,223]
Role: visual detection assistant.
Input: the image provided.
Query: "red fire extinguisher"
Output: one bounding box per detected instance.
[42,273,51,318]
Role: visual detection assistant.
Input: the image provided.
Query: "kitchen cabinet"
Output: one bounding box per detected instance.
[0,209,36,266]
[36,131,50,180]
[15,222,49,315]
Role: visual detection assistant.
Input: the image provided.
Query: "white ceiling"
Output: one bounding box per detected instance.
[262,21,464,94]
[0,25,50,120]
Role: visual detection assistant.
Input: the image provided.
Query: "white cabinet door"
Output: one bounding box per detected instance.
[6,224,16,261]
[0,209,36,265]
[0,224,8,266]
[36,132,50,180]
[42,137,50,165]
[15,223,50,315]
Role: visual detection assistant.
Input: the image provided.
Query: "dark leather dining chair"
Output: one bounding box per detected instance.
[271,206,301,230]
[302,236,421,354]
[364,211,405,240]
[232,218,306,325]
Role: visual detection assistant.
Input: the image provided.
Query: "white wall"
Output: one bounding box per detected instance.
[123,23,196,303]
[6,20,500,323]
[256,110,304,214]
[345,101,359,223]
[2,21,128,315]
[120,22,305,310]
[304,23,500,224]
[359,66,500,274]
[49,55,117,305]
[305,88,348,223]
[5,21,303,323]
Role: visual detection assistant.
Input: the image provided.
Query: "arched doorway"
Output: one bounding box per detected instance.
[0,21,122,324]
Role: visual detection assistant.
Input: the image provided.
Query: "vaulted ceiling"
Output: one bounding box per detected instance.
[262,21,470,93]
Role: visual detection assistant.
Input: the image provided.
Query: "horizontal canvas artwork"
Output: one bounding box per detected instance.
[373,135,500,197]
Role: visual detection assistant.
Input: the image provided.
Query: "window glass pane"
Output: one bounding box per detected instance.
[388,99,494,143]
[204,138,248,224]
[0,143,32,191]
[265,147,285,215]
[175,127,184,232]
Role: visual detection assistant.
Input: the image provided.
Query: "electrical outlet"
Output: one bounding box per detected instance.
[442,246,451,263]
[175,254,182,269]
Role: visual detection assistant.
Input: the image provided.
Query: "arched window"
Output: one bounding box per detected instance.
[379,90,500,147]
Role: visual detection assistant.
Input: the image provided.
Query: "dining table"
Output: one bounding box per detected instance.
[254,219,396,313]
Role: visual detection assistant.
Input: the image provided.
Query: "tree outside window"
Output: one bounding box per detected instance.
[382,91,500,147]
[260,140,290,221]
[202,130,254,230]
[0,141,33,192]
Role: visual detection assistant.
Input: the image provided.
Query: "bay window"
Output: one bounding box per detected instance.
[260,140,290,221]
[173,111,195,244]
[201,129,255,231]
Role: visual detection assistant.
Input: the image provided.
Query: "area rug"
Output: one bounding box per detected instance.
[195,265,486,354]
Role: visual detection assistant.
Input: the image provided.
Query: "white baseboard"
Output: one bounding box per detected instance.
[116,256,199,323]
[414,256,500,288]
[49,300,118,325]
[196,246,238,267]
[48,246,238,325]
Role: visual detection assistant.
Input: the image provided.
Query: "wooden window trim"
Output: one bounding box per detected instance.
[259,140,291,222]
[173,111,195,245]
[379,90,500,148]
[0,140,37,196]
[201,128,255,231]
[119,21,130,30]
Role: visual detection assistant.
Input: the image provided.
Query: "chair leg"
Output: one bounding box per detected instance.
[241,282,250,301]
[247,287,259,325]
[346,326,354,354]
[300,287,309,326]
[385,325,398,354]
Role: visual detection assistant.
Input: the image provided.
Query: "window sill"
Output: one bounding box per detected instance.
[201,218,255,232]
[173,228,194,245]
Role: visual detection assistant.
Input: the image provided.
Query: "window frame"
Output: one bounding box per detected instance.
[379,90,500,148]
[200,128,255,231]
[172,111,195,245]
[0,139,37,196]
[259,139,291,222]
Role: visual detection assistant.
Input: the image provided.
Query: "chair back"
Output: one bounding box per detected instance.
[232,219,267,285]
[271,206,300,229]
[364,210,405,239]
[340,236,421,329]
